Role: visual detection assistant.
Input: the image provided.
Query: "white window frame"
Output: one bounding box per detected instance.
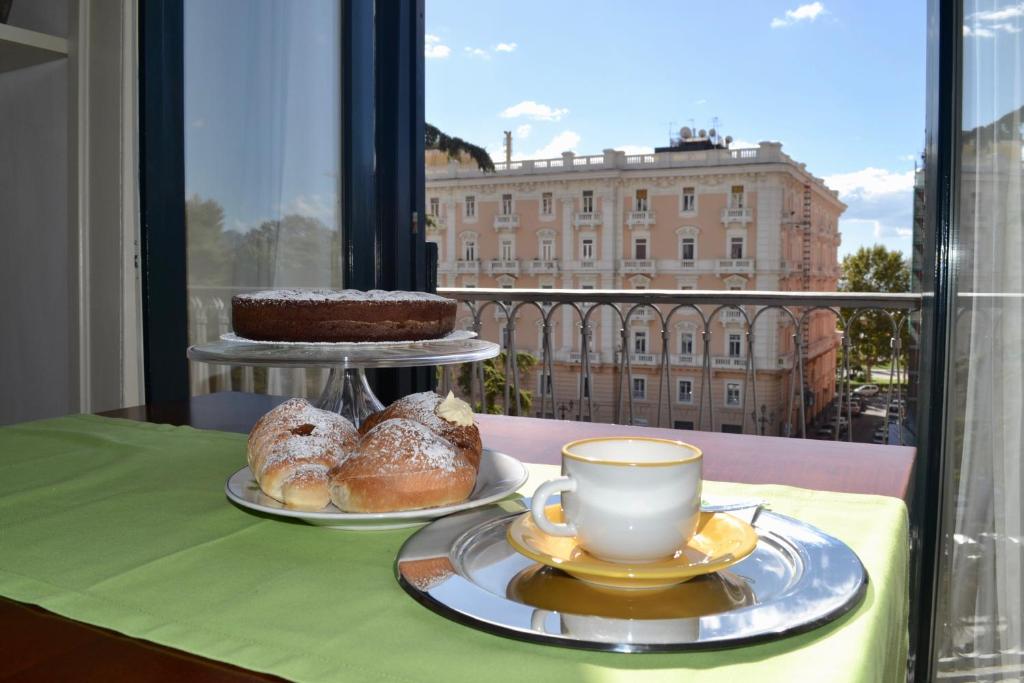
[632,376,647,400]
[728,333,743,358]
[540,237,555,261]
[725,381,743,407]
[541,192,553,216]
[633,237,648,260]
[635,189,648,211]
[681,186,697,213]
[580,237,595,260]
[537,370,552,396]
[729,236,745,259]
[633,330,648,354]
[730,185,745,209]
[501,193,513,215]
[680,236,696,261]
[582,190,594,213]
[462,239,477,261]
[676,378,694,404]
[499,237,514,261]
[464,195,476,219]
[429,197,440,216]
[680,331,694,355]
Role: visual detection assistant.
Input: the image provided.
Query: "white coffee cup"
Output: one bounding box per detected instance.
[530,437,702,563]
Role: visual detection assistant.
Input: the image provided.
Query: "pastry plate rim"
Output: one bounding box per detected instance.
[224,448,528,529]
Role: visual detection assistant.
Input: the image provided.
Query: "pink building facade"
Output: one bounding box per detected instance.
[426,142,845,434]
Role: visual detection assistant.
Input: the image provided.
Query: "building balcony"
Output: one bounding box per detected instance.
[719,308,746,323]
[620,259,656,274]
[456,259,480,274]
[567,351,601,364]
[493,214,519,231]
[616,351,659,365]
[526,258,560,274]
[625,210,656,228]
[712,356,748,369]
[426,215,447,233]
[574,212,602,229]
[577,259,598,270]
[672,353,701,367]
[716,258,755,274]
[679,258,697,269]
[721,207,752,224]
[486,259,520,275]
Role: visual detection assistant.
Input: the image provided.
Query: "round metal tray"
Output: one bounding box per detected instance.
[395,499,867,652]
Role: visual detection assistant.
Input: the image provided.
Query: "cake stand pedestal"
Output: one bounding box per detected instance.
[186,333,499,426]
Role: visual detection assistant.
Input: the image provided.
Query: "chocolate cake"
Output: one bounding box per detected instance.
[231,289,458,342]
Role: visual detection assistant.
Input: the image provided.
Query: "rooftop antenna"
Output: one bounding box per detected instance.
[503,130,512,164]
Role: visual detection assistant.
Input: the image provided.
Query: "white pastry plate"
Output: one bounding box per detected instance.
[224,448,528,530]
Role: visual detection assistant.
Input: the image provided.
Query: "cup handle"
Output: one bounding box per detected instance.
[530,477,577,537]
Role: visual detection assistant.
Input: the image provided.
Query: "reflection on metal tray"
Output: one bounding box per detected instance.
[395,499,867,653]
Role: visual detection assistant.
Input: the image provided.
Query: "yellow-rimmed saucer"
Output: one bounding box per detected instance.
[506,505,758,590]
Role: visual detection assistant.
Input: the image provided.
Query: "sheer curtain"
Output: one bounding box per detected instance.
[936,1,1024,677]
[184,0,341,398]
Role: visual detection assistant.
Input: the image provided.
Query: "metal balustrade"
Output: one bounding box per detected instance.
[437,287,921,444]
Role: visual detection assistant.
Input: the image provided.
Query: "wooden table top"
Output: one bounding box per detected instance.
[1,391,916,682]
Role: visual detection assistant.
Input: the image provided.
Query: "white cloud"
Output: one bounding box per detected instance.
[516,131,581,159]
[615,145,654,156]
[771,2,826,28]
[825,167,914,257]
[464,46,490,59]
[695,98,707,105]
[515,124,532,140]
[500,100,570,121]
[282,194,338,225]
[965,3,1023,37]
[425,34,451,59]
[495,42,517,53]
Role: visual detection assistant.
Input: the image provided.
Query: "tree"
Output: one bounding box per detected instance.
[425,123,495,172]
[186,195,231,286]
[456,352,537,415]
[839,245,911,381]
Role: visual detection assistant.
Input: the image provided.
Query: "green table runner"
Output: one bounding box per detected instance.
[0,415,908,682]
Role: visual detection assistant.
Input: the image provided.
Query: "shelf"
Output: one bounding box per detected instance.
[0,23,68,74]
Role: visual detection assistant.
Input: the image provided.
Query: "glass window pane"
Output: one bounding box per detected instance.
[185,0,341,398]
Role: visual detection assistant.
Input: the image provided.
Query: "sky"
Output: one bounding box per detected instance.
[425,0,928,258]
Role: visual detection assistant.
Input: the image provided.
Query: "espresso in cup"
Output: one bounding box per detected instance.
[530,437,702,563]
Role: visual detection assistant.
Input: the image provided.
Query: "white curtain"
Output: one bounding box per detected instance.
[937,1,1024,676]
[183,0,340,398]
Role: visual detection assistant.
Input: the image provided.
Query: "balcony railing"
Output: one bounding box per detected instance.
[721,207,752,223]
[626,210,656,227]
[493,214,519,231]
[436,287,921,443]
[620,259,656,274]
[526,258,560,274]
[716,258,755,273]
[486,259,520,275]
[456,259,480,274]
[574,212,602,228]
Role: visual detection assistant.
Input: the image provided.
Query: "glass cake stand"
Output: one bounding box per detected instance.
[186,331,499,426]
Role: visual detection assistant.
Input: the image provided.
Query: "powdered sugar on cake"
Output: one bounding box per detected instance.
[235,289,451,304]
[362,418,459,473]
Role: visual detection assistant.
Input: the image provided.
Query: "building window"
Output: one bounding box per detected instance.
[635,189,648,211]
[680,237,695,261]
[462,240,477,261]
[634,238,648,260]
[581,238,594,260]
[730,236,744,259]
[677,379,693,403]
[728,333,743,358]
[721,423,743,434]
[633,330,648,354]
[726,382,742,406]
[730,185,745,208]
[500,238,515,261]
[674,420,695,430]
[680,332,694,355]
[582,190,594,213]
[540,238,555,261]
[681,187,696,212]
[537,372,552,396]
[429,197,439,216]
[541,192,553,215]
[465,195,476,217]
[632,377,646,400]
[501,193,513,215]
